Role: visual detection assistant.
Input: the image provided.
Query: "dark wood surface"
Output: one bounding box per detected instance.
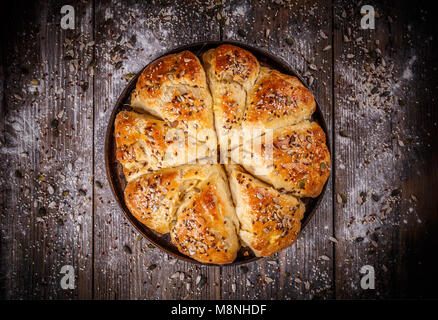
[1,0,437,300]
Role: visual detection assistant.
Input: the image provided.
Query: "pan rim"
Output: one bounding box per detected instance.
[104,40,331,266]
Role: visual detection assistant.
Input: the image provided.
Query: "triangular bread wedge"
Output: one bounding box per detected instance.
[124,165,212,234]
[170,165,240,264]
[242,66,316,132]
[131,50,217,160]
[231,121,330,198]
[203,44,260,150]
[115,110,215,182]
[227,165,305,257]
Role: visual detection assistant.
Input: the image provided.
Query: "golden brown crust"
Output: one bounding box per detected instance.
[243,67,316,131]
[124,165,217,234]
[115,111,160,181]
[203,45,260,149]
[202,44,260,90]
[130,50,217,155]
[170,165,239,264]
[124,168,181,234]
[227,165,305,257]
[231,121,331,198]
[131,50,209,122]
[115,110,214,182]
[210,82,246,150]
[116,46,331,264]
[132,50,207,103]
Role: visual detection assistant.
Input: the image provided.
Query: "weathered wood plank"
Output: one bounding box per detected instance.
[92,0,222,300]
[1,0,436,300]
[333,0,438,298]
[0,0,94,299]
[221,0,334,300]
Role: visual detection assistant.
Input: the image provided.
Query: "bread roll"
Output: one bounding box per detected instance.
[227,165,305,257]
[242,67,316,132]
[115,110,214,182]
[231,121,330,197]
[131,50,217,160]
[116,46,331,263]
[202,45,260,150]
[170,165,240,264]
[124,165,212,234]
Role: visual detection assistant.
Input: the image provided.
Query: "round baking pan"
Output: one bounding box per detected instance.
[105,40,331,266]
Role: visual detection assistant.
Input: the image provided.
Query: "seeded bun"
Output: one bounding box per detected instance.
[130,50,217,162]
[202,45,260,150]
[231,121,331,197]
[170,165,239,264]
[242,67,316,132]
[227,164,305,257]
[115,111,216,182]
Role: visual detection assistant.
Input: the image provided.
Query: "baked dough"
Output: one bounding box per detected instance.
[202,45,260,150]
[242,67,316,132]
[131,50,217,160]
[125,164,239,264]
[231,121,331,197]
[115,110,214,182]
[203,44,315,151]
[116,45,331,263]
[170,165,240,264]
[124,165,210,234]
[227,165,305,257]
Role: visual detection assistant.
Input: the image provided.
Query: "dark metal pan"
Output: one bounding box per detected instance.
[105,40,331,266]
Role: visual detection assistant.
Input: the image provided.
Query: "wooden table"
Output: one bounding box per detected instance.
[1,0,437,300]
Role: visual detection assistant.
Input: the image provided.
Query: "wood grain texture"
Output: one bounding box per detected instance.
[333,0,438,298]
[220,0,334,300]
[92,0,222,300]
[1,0,437,300]
[0,0,94,299]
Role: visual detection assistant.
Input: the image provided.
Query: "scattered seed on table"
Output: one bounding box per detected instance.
[123,245,132,254]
